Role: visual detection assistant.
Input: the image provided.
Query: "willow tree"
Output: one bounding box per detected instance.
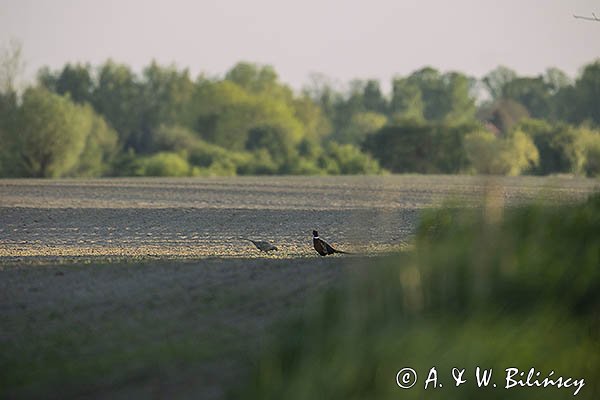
[11,87,117,177]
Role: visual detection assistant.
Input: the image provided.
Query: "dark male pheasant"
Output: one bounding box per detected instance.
[312,230,348,256]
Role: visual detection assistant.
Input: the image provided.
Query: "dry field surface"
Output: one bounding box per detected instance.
[1,175,597,260]
[0,175,598,398]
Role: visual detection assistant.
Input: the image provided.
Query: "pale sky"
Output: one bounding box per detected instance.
[0,0,598,92]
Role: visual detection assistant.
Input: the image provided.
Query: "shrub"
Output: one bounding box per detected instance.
[517,119,597,175]
[324,142,383,174]
[135,152,192,177]
[334,111,387,145]
[363,122,474,173]
[147,125,200,153]
[577,128,600,177]
[464,130,538,175]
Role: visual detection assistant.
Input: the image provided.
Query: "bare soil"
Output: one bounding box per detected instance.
[1,175,596,260]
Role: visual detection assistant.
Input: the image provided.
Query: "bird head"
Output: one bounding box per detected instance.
[312,230,319,238]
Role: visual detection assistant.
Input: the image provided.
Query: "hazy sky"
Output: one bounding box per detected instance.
[0,0,598,91]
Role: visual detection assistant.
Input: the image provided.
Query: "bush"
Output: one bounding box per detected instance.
[147,125,201,153]
[288,158,324,175]
[246,124,298,167]
[578,128,600,177]
[517,119,594,175]
[323,142,383,174]
[334,111,387,145]
[464,130,539,175]
[135,152,192,177]
[67,106,119,177]
[363,122,475,173]
[237,193,600,400]
[238,149,279,175]
[9,88,90,177]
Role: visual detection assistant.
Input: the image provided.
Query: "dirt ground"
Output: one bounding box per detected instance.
[0,175,598,399]
[1,175,597,260]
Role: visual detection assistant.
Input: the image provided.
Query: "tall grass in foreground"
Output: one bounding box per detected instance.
[237,193,600,399]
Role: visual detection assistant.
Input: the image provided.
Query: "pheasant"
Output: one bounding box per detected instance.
[242,238,278,252]
[312,230,348,256]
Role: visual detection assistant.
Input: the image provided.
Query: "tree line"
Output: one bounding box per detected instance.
[1,52,599,177]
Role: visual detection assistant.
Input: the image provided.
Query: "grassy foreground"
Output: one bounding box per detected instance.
[236,193,600,399]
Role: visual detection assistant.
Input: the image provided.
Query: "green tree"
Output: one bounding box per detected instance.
[143,124,252,176]
[328,80,370,136]
[363,122,474,173]
[443,72,476,123]
[225,62,275,91]
[541,62,599,126]
[572,61,600,126]
[146,124,201,153]
[39,61,198,154]
[0,38,25,95]
[302,73,340,124]
[482,65,518,100]
[362,80,387,114]
[291,96,331,140]
[188,140,246,176]
[405,68,475,122]
[39,63,95,104]
[246,124,298,172]
[135,152,193,177]
[70,106,119,177]
[91,61,142,149]
[321,142,382,174]
[390,77,424,121]
[406,67,443,120]
[225,62,292,101]
[464,129,538,175]
[136,61,195,152]
[0,93,17,176]
[579,128,600,176]
[553,85,578,124]
[335,111,387,145]
[517,119,592,175]
[503,76,552,119]
[0,40,23,176]
[543,67,571,95]
[12,88,91,177]
[190,80,250,147]
[190,80,303,152]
